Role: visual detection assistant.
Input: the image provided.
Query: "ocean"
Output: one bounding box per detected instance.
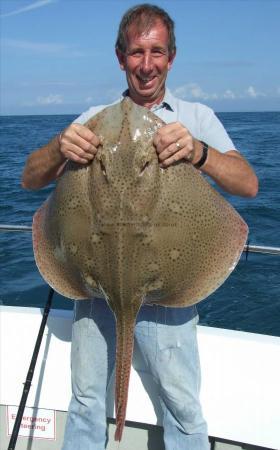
[0,111,279,336]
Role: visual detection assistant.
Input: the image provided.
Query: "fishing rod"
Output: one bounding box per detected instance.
[7,287,54,450]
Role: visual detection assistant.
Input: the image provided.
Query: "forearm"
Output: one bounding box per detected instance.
[21,135,66,190]
[154,123,258,198]
[22,123,100,190]
[196,142,258,198]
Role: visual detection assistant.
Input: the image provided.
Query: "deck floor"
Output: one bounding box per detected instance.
[0,406,273,450]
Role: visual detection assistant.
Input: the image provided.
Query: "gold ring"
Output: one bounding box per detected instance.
[176,141,181,150]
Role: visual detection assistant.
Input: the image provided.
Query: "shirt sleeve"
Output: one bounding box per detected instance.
[198,104,237,153]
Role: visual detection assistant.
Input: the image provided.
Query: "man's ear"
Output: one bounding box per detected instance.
[167,50,176,71]
[116,49,126,71]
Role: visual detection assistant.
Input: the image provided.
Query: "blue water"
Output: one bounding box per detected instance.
[0,112,279,336]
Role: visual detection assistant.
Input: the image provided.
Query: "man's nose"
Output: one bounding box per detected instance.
[141,53,153,72]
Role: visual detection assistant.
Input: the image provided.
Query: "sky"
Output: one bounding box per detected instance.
[1,0,280,115]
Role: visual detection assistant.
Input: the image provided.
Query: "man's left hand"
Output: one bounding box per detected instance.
[153,122,200,168]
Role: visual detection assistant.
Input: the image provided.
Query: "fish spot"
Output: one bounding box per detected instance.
[142,235,153,245]
[91,233,101,244]
[170,203,181,213]
[142,215,149,223]
[68,197,80,209]
[148,262,159,272]
[170,249,180,261]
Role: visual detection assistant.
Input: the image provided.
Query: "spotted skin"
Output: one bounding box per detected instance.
[32,97,248,441]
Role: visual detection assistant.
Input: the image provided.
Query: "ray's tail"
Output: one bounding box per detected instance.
[114,312,137,441]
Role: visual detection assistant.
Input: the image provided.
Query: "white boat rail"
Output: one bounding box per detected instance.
[1,223,280,256]
[0,224,32,232]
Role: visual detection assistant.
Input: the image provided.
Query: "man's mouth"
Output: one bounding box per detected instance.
[137,75,156,84]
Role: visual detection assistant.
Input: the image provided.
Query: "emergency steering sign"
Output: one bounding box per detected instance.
[7,405,56,440]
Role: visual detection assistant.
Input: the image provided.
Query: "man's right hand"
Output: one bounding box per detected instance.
[59,123,101,164]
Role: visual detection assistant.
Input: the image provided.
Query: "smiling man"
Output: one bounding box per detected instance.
[116,17,175,108]
[22,4,258,450]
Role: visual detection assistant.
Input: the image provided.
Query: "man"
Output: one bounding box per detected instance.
[22,4,258,450]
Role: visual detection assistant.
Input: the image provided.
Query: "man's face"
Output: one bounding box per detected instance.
[116,20,176,107]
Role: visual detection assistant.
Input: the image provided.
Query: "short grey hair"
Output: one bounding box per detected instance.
[115,3,176,54]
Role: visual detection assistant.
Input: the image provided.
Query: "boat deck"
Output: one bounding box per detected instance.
[1,306,279,450]
[0,407,274,450]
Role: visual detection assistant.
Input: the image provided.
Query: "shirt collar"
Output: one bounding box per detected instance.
[121,87,175,112]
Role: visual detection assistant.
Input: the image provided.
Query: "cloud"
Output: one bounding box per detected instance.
[0,0,56,18]
[247,86,258,98]
[37,94,63,105]
[172,83,270,102]
[223,89,236,99]
[246,86,265,98]
[84,88,122,105]
[172,83,218,101]
[2,38,86,57]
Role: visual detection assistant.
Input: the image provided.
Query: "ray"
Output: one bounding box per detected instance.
[32,97,248,440]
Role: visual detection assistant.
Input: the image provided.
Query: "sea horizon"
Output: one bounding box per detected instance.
[1,109,280,118]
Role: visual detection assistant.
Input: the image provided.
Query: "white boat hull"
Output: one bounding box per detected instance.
[1,305,279,449]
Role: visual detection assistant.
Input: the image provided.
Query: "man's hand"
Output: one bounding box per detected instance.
[60,123,100,164]
[153,122,202,168]
[21,124,101,189]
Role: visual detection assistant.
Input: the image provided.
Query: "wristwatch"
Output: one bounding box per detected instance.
[194,141,208,169]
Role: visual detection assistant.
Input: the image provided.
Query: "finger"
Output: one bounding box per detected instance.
[77,130,100,148]
[69,135,98,154]
[157,122,182,136]
[63,143,95,161]
[65,151,90,165]
[157,142,180,162]
[160,149,187,168]
[154,130,178,153]
[72,123,97,141]
[65,124,101,149]
[154,123,187,151]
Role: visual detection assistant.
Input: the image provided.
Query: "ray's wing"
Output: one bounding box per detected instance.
[33,164,95,299]
[145,162,248,307]
[32,109,113,299]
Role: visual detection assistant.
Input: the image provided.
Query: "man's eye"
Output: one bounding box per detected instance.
[130,51,142,57]
[152,49,165,55]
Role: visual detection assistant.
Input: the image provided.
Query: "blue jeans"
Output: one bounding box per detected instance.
[62,299,209,450]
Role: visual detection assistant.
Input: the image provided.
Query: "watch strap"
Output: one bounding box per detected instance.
[194,141,208,169]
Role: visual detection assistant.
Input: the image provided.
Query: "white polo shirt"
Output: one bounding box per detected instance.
[74,88,236,153]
